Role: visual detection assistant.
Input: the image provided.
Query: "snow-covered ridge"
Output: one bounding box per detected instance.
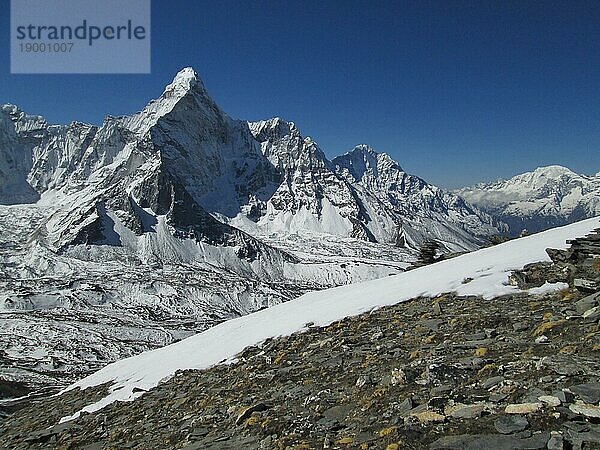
[61,216,600,422]
[458,165,600,235]
[247,118,502,251]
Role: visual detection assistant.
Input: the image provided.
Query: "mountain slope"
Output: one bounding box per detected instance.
[245,118,376,241]
[3,217,600,449]
[0,69,286,268]
[0,67,506,396]
[333,144,503,250]
[457,165,600,235]
[59,216,600,420]
[0,69,413,393]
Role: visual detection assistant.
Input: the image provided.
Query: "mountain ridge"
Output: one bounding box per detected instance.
[457,164,600,235]
[1,68,502,253]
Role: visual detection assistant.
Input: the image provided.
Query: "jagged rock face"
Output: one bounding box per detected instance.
[332,145,504,251]
[1,68,501,256]
[0,69,287,267]
[136,70,281,218]
[0,105,44,204]
[248,121,503,251]
[248,118,373,240]
[457,165,600,235]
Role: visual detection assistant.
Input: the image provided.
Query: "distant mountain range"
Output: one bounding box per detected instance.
[457,165,600,235]
[244,117,501,251]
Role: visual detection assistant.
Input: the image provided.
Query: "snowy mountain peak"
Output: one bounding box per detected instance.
[458,165,600,235]
[248,117,299,142]
[0,68,505,255]
[529,165,578,179]
[534,164,573,173]
[164,67,203,97]
[1,103,48,131]
[333,144,403,181]
[1,103,19,114]
[120,67,220,135]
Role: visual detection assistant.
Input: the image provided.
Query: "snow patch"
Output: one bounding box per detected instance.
[528,282,569,295]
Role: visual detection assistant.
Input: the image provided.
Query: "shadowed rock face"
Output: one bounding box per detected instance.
[2,230,600,448]
[0,105,44,205]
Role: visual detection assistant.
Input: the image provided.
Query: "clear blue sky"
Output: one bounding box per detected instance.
[1,0,599,188]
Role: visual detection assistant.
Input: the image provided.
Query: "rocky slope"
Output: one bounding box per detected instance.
[332,145,503,251]
[2,226,600,449]
[457,165,600,235]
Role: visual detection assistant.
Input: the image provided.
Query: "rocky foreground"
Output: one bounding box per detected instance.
[2,231,600,449]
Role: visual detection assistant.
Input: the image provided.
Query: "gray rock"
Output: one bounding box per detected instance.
[485,328,497,338]
[494,415,530,434]
[562,421,591,434]
[397,397,414,415]
[24,422,74,444]
[190,427,210,438]
[420,318,444,331]
[513,322,529,332]
[481,376,504,389]
[574,278,598,293]
[553,390,575,404]
[583,306,600,323]
[322,404,352,421]
[370,330,384,341]
[430,432,549,450]
[538,395,561,407]
[489,393,508,403]
[548,359,585,376]
[562,422,600,449]
[569,382,600,404]
[546,432,563,450]
[407,403,428,415]
[431,384,453,396]
[521,387,546,403]
[574,292,600,314]
[464,332,487,341]
[449,404,486,419]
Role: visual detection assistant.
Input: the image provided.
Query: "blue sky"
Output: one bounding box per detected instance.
[1,0,600,188]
